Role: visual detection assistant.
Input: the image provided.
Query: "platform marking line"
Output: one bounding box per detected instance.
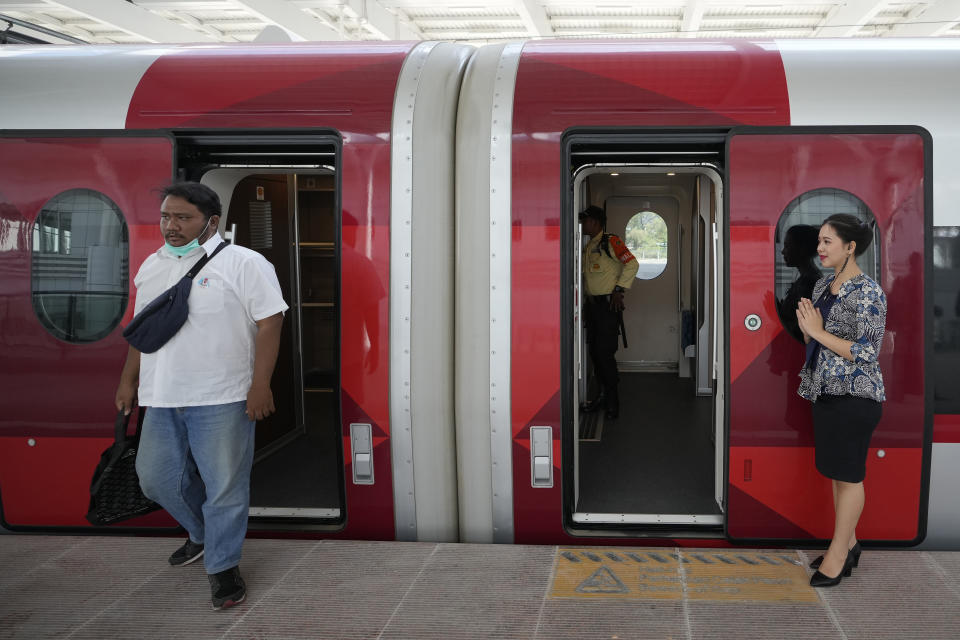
[804,551,850,640]
[219,539,325,640]
[376,544,440,640]
[550,548,820,603]
[63,539,170,640]
[676,548,694,640]
[924,552,960,602]
[533,547,561,640]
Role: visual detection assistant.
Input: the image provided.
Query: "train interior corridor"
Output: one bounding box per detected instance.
[194,152,344,523]
[572,159,724,528]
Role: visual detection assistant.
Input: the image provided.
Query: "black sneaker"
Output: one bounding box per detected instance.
[168,540,204,567]
[209,566,246,610]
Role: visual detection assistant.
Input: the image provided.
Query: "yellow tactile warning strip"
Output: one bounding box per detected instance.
[550,548,819,603]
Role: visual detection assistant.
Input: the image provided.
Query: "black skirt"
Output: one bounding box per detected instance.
[811,394,883,483]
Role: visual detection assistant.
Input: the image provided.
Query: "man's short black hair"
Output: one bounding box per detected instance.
[578,205,606,225]
[160,182,222,220]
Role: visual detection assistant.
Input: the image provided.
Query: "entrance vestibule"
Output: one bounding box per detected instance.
[573,165,724,527]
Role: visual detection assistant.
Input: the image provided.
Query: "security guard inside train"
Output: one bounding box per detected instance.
[580,205,639,419]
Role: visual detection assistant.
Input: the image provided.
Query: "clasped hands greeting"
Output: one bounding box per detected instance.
[796,297,824,342]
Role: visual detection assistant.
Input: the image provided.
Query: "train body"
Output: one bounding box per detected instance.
[1,39,958,549]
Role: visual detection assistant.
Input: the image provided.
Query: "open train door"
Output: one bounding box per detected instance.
[0,133,178,529]
[724,127,931,544]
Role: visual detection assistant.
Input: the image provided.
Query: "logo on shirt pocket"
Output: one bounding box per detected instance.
[191,278,224,314]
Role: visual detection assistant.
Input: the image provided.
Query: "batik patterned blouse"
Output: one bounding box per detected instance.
[798,273,887,403]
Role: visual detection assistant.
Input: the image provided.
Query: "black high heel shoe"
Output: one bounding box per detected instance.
[810,541,861,570]
[809,551,854,588]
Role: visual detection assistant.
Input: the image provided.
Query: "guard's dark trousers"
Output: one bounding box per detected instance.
[585,295,620,411]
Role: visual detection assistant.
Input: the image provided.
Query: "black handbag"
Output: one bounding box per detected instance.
[86,409,161,526]
[122,241,228,353]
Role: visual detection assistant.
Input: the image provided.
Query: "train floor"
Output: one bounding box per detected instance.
[2,535,959,639]
[249,427,340,512]
[578,371,719,515]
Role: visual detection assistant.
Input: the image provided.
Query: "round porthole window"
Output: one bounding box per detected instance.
[774,188,880,342]
[31,189,129,343]
[624,211,668,280]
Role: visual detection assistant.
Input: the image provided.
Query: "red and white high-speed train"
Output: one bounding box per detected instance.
[1,39,958,550]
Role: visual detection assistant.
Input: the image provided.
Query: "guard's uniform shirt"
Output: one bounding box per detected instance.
[582,233,639,296]
[133,232,289,407]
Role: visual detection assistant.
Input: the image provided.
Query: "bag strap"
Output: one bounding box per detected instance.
[600,233,612,259]
[113,410,132,443]
[184,241,229,280]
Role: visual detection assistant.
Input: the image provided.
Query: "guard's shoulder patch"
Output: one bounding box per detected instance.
[607,235,636,264]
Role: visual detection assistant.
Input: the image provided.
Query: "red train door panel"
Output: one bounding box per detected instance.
[725,128,929,543]
[0,134,177,529]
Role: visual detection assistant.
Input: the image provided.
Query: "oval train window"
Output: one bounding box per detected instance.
[774,188,880,342]
[624,211,668,280]
[31,189,129,343]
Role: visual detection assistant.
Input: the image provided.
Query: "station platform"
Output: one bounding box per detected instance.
[1,536,958,639]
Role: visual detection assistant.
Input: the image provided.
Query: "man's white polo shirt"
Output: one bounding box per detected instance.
[133,232,289,407]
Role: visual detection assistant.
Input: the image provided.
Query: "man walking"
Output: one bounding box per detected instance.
[115,182,287,610]
[580,205,638,419]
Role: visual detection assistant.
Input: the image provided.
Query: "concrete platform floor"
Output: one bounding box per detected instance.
[1,536,959,639]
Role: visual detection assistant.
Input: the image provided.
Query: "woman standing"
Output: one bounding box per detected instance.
[796,213,887,588]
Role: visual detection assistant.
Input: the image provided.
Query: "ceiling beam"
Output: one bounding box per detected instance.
[169,10,228,40]
[886,0,960,36]
[515,0,552,37]
[682,0,704,37]
[46,0,216,42]
[814,0,886,37]
[344,0,421,40]
[233,0,343,41]
[0,10,86,42]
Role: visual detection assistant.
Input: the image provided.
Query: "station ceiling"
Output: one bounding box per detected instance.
[1,0,959,45]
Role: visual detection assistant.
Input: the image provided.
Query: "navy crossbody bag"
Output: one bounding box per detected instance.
[122,241,229,353]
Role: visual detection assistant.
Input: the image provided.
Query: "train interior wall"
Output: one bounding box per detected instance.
[575,168,722,524]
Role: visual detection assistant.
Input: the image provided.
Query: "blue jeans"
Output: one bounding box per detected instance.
[136,401,255,574]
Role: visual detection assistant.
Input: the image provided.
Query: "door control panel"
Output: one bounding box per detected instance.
[530,426,553,488]
[350,423,374,485]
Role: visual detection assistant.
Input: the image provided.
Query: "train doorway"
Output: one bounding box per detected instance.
[180,135,345,524]
[207,171,342,521]
[569,159,724,530]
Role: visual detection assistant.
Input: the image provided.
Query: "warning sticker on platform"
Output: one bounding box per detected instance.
[550,548,818,603]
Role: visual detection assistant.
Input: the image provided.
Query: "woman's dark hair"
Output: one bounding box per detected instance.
[822,213,873,256]
[160,182,222,220]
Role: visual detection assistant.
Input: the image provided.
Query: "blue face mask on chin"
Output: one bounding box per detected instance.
[164,218,212,257]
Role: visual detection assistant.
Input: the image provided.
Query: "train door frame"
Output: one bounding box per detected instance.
[200,168,341,520]
[175,131,348,529]
[561,129,729,535]
[570,162,725,526]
